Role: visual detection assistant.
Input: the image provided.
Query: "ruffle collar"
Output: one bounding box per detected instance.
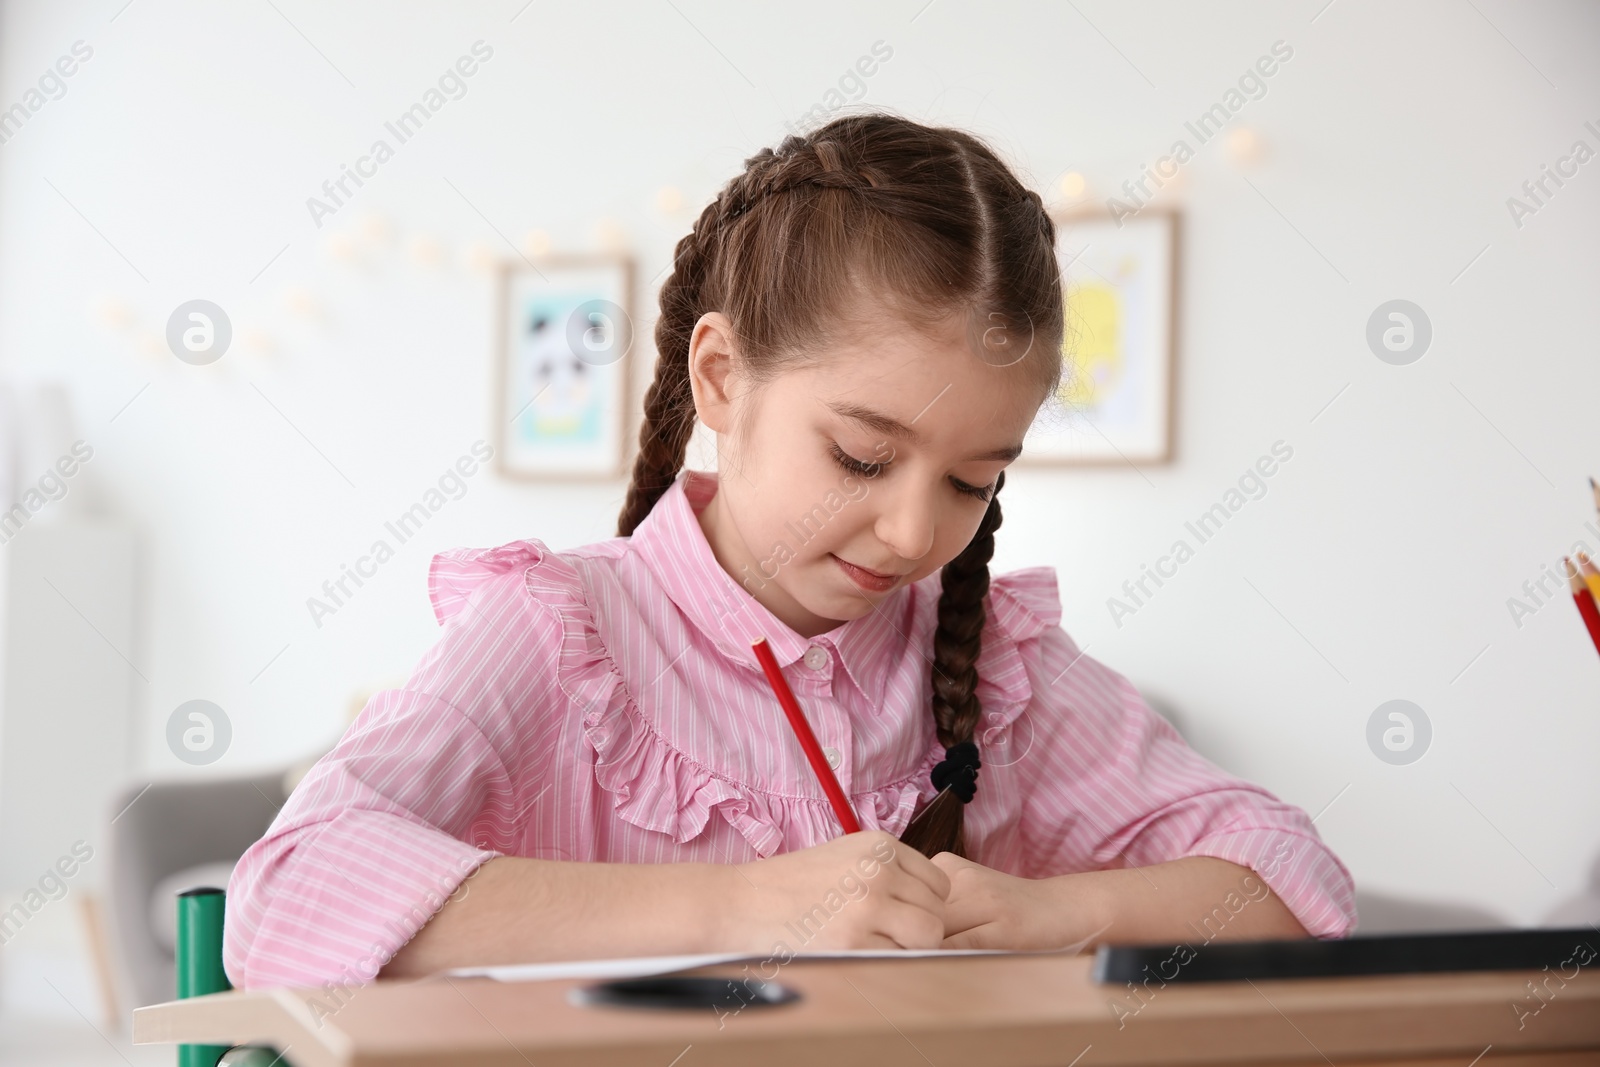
[428,501,1063,858]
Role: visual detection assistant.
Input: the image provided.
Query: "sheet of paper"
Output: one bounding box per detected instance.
[446,935,1106,984]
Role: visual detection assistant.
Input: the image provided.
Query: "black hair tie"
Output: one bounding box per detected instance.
[930,740,981,804]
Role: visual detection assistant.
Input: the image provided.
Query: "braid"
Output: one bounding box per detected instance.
[898,471,1006,859]
[615,215,707,535]
[724,135,886,220]
[616,149,782,535]
[616,133,881,535]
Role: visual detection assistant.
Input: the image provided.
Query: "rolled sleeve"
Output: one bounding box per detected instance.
[223,692,506,990]
[1183,822,1357,939]
[224,563,565,989]
[1017,626,1357,939]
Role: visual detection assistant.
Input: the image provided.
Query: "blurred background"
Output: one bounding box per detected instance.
[0,0,1596,1061]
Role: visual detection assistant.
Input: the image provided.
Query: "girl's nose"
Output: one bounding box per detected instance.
[872,482,937,564]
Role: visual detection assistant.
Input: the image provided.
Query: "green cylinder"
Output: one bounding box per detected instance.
[176,886,232,1067]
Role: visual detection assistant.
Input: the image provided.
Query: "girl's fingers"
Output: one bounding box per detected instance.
[939,896,990,939]
[876,898,948,949]
[882,865,948,917]
[884,841,952,901]
[929,850,975,876]
[941,923,996,951]
[853,932,905,950]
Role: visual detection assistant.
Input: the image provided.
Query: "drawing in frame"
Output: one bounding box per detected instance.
[494,253,635,480]
[1020,207,1178,466]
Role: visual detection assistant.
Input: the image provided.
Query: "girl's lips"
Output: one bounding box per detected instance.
[832,554,899,593]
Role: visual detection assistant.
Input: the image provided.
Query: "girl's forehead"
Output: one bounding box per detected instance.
[797,318,1043,403]
[746,292,1050,433]
[820,292,1048,376]
[784,344,1044,442]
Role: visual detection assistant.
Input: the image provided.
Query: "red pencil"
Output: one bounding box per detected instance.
[1565,557,1600,661]
[751,637,861,835]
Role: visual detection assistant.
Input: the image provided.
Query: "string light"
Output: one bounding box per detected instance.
[593,217,627,252]
[522,229,552,258]
[1226,126,1266,167]
[325,231,357,262]
[92,295,134,332]
[407,235,444,268]
[464,240,497,273]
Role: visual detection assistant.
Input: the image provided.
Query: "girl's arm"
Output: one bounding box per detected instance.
[933,852,1308,952]
[1066,855,1312,942]
[378,856,735,976]
[381,830,952,977]
[1006,621,1357,941]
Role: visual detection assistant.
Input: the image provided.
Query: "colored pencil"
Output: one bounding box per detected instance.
[750,637,861,835]
[1578,552,1600,603]
[1565,558,1600,661]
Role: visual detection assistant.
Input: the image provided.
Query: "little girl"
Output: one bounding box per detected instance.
[224,113,1355,990]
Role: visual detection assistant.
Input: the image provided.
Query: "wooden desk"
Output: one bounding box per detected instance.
[133,953,1600,1067]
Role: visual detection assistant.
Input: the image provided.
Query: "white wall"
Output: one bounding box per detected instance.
[0,0,1596,924]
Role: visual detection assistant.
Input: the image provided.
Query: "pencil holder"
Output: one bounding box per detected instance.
[175,887,231,1067]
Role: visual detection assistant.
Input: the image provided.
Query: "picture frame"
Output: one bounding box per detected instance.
[493,253,636,480]
[1019,207,1178,466]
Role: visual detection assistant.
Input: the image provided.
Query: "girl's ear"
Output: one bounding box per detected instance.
[686,311,743,434]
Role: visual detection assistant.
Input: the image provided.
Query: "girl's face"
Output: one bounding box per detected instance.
[688,300,1047,639]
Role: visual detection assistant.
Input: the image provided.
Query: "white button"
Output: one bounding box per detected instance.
[803,646,829,670]
[823,746,842,769]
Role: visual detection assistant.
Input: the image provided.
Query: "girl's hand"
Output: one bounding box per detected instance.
[932,851,1106,951]
[723,830,950,951]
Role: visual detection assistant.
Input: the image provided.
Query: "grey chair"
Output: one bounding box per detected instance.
[104,773,286,1010]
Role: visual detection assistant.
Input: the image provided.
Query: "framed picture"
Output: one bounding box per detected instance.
[1020,208,1177,466]
[494,254,635,480]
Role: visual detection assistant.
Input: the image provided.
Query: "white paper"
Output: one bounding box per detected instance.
[448,952,753,983]
[445,938,1102,984]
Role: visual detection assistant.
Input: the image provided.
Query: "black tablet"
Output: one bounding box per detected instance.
[1092,927,1597,984]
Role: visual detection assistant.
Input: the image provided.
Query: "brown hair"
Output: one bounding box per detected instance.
[617,113,1064,858]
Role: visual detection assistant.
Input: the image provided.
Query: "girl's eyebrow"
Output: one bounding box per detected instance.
[826,400,1024,462]
[828,400,921,442]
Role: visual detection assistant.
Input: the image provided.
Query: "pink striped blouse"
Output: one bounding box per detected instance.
[224,469,1356,990]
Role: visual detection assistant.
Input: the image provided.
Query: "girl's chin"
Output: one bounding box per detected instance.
[780,574,873,625]
[809,583,882,622]
[753,559,891,628]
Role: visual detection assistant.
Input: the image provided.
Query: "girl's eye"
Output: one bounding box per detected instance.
[951,478,995,502]
[832,447,992,505]
[829,442,885,478]
[829,443,994,502]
